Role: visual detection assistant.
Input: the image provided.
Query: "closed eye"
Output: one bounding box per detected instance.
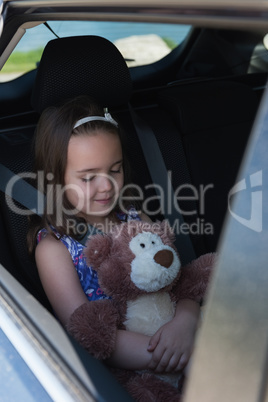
[81,176,95,182]
[110,163,122,174]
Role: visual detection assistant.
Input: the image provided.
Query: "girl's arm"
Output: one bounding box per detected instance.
[147,299,201,373]
[106,330,152,370]
[108,300,200,372]
[35,235,89,325]
[36,235,152,370]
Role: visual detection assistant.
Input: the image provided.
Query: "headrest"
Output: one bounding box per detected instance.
[31,35,132,114]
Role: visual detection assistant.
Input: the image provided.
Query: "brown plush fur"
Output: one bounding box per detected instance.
[67,300,120,359]
[113,369,183,402]
[173,252,215,303]
[66,220,216,401]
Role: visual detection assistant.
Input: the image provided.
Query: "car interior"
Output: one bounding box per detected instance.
[0,21,266,313]
[0,7,268,400]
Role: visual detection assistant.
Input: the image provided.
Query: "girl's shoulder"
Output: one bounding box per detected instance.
[35,230,70,268]
[37,227,83,257]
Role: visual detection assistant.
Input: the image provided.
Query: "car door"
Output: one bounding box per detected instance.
[184,83,268,401]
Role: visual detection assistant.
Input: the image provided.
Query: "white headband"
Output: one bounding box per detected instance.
[73,108,118,129]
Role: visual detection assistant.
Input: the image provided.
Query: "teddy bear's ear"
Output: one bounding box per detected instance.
[84,233,113,271]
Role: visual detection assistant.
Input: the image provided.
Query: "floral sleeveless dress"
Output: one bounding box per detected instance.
[37,207,141,301]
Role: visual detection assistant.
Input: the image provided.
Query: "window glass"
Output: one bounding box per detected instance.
[0,21,191,82]
[0,329,52,401]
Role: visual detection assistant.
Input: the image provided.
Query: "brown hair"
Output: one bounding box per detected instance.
[27,95,134,254]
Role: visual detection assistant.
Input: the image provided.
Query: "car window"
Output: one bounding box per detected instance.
[0,21,191,82]
[0,329,52,401]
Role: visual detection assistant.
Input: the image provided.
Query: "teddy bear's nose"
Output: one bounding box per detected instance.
[154,249,174,268]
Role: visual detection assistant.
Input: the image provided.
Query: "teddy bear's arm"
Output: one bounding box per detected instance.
[66,299,120,360]
[172,252,216,304]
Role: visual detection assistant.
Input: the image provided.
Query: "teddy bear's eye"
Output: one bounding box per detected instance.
[140,243,145,248]
[152,241,155,245]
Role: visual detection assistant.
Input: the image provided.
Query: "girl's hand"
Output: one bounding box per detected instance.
[147,299,200,373]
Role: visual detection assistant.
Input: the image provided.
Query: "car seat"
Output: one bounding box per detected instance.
[0,35,163,309]
[158,79,259,251]
[31,35,205,260]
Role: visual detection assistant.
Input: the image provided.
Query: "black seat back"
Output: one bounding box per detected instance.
[158,79,259,251]
[31,35,133,113]
[0,126,51,310]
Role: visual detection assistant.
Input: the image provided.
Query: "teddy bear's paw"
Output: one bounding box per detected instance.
[66,301,119,360]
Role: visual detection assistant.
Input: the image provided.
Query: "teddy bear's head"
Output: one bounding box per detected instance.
[85,220,181,303]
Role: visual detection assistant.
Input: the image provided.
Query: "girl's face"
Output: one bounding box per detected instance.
[64,130,124,223]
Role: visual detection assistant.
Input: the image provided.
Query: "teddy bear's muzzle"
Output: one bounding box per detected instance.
[153,249,174,268]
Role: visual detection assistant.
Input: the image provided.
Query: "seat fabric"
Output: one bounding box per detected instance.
[158,80,259,251]
[31,35,133,113]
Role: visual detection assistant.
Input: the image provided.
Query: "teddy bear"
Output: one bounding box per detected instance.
[67,220,215,401]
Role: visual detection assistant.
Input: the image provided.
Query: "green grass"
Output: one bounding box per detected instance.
[0,37,176,75]
[1,48,43,73]
[162,37,177,50]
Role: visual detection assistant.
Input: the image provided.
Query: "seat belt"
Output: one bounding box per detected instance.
[128,104,196,265]
[0,163,102,247]
[0,163,44,216]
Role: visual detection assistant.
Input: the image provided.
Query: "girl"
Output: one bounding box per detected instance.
[28,95,200,374]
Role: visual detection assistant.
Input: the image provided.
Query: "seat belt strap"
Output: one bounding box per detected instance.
[128,104,196,265]
[0,163,95,246]
[0,163,44,216]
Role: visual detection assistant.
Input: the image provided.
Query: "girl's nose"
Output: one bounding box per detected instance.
[97,174,113,192]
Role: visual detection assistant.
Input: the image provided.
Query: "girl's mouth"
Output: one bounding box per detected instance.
[95,197,113,205]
